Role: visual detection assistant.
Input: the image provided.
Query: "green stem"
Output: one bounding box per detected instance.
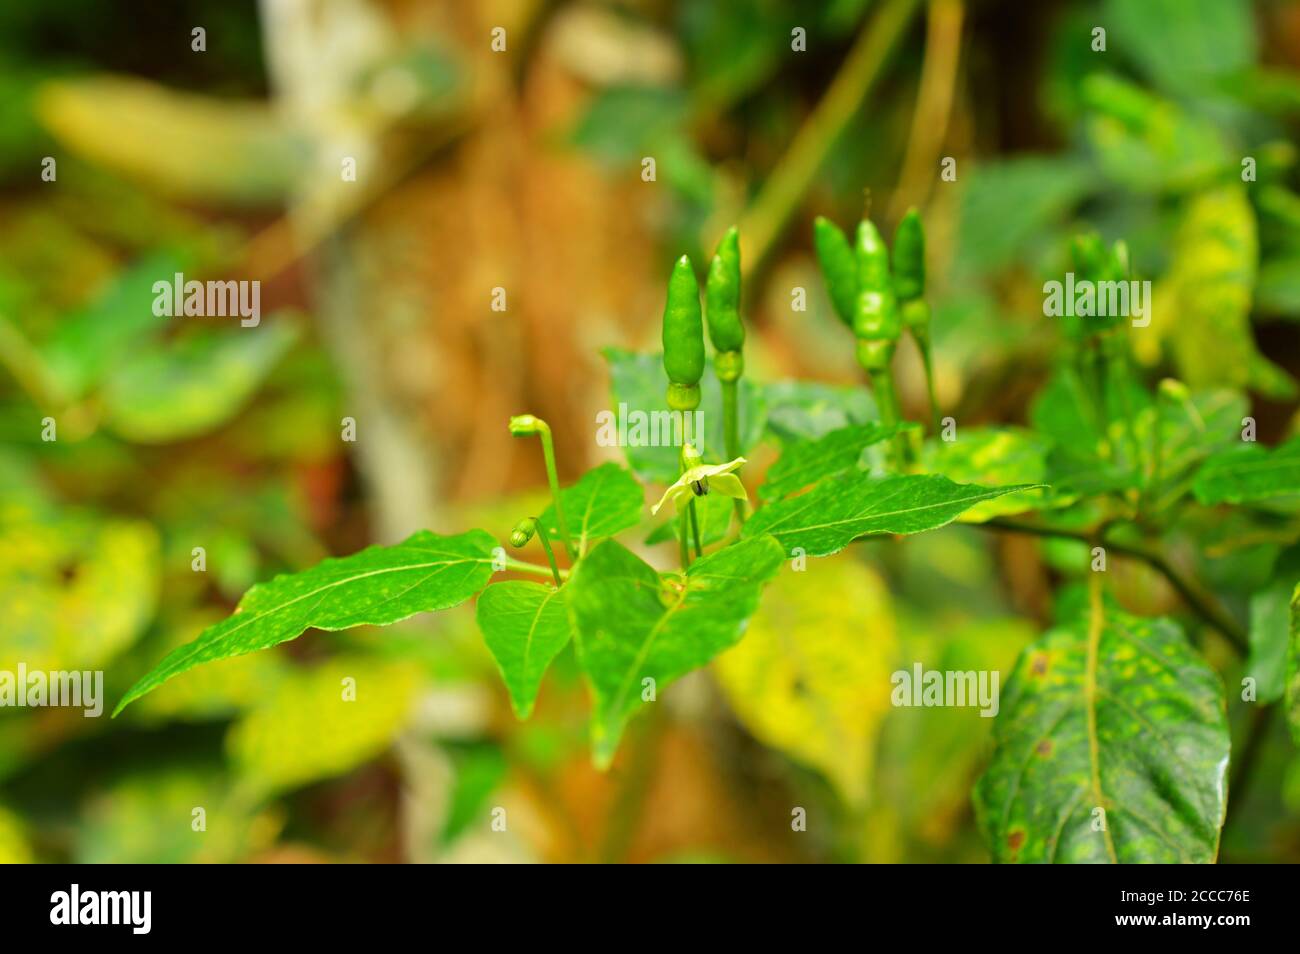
[532,522,564,587]
[536,421,575,559]
[721,378,746,524]
[914,331,940,435]
[689,498,704,558]
[982,517,1248,655]
[678,509,691,570]
[868,364,906,467]
[503,557,569,582]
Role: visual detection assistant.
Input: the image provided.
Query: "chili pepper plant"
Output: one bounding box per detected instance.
[112,212,1300,864]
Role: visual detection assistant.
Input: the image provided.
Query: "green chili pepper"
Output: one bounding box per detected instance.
[892,208,925,303]
[813,216,857,328]
[662,254,704,411]
[706,227,747,523]
[705,226,744,357]
[852,220,900,355]
[893,208,938,432]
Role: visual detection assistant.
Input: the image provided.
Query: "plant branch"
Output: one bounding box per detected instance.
[532,521,564,587]
[983,517,1249,655]
[503,557,568,582]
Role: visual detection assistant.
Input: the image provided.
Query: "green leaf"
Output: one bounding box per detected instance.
[957,156,1095,276]
[1028,362,1145,497]
[742,473,1040,557]
[567,535,785,767]
[539,462,644,555]
[603,347,765,484]
[1257,253,1300,317]
[476,581,572,719]
[760,423,897,501]
[130,611,289,722]
[114,529,497,715]
[102,320,297,443]
[1147,389,1250,494]
[714,554,896,807]
[568,86,687,163]
[644,491,733,547]
[42,251,187,399]
[1081,75,1231,194]
[1193,437,1300,505]
[1246,546,1300,705]
[761,380,876,442]
[1102,0,1255,97]
[974,591,1229,863]
[921,427,1053,520]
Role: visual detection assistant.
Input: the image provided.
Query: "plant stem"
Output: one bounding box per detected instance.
[535,421,575,559]
[678,509,691,570]
[917,336,940,436]
[503,557,568,582]
[983,517,1248,655]
[868,365,907,467]
[532,522,564,587]
[720,378,746,524]
[689,499,704,558]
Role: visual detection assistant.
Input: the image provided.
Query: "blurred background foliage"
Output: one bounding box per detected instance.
[1,0,1299,863]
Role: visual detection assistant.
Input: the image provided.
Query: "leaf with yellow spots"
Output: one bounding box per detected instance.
[228,657,421,796]
[974,585,1230,863]
[714,554,896,807]
[0,504,159,672]
[1158,185,1296,399]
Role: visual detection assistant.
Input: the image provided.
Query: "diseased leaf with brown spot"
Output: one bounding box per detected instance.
[974,590,1229,863]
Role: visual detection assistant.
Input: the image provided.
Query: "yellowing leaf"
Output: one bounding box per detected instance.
[1160,186,1296,399]
[37,76,308,205]
[0,504,159,672]
[228,657,421,795]
[714,554,896,806]
[0,805,33,864]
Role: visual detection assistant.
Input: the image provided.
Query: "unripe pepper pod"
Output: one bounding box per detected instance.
[853,220,900,342]
[509,517,537,548]
[705,227,744,353]
[892,208,926,303]
[662,254,704,409]
[813,216,857,328]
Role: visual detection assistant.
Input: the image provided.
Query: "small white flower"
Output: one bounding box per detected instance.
[651,457,748,515]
